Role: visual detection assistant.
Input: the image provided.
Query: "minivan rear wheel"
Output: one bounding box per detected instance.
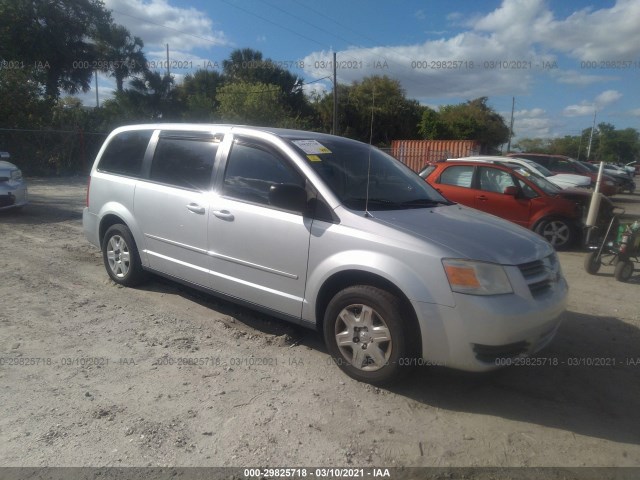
[102,224,147,287]
[323,285,415,385]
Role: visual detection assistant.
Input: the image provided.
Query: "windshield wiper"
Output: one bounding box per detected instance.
[399,198,452,207]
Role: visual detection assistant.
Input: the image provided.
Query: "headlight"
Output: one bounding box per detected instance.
[442,259,513,296]
[10,169,22,181]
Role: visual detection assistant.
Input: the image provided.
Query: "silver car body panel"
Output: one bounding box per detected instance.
[0,159,28,210]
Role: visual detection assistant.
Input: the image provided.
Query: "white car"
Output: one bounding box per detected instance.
[448,156,591,190]
[0,152,28,211]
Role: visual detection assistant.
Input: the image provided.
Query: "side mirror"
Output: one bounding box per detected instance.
[269,184,307,213]
[503,186,519,196]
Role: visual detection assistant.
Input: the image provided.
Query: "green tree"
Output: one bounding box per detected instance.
[216,81,288,126]
[418,107,449,140]
[102,70,180,124]
[437,97,510,151]
[0,0,112,98]
[0,68,50,128]
[176,69,225,121]
[313,76,421,145]
[222,48,306,113]
[97,23,147,92]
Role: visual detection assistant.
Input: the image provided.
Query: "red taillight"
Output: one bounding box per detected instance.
[86,176,91,207]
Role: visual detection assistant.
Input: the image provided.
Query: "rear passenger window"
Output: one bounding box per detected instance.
[222,141,304,206]
[150,138,217,190]
[98,130,152,177]
[439,165,474,188]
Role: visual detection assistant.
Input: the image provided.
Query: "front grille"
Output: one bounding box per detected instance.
[518,254,559,298]
[473,341,529,363]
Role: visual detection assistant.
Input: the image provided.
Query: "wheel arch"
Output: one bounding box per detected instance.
[314,270,422,358]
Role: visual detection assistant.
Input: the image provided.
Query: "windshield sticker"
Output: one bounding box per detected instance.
[306,154,322,162]
[292,139,332,155]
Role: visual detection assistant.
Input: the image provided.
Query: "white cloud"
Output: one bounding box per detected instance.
[562,90,621,117]
[302,0,639,101]
[627,108,640,117]
[594,89,622,108]
[552,70,617,86]
[536,0,640,60]
[563,104,595,117]
[104,0,228,51]
[510,108,557,139]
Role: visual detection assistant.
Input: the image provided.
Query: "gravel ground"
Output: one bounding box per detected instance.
[1,177,639,472]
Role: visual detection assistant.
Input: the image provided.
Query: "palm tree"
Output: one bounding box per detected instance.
[98,24,147,92]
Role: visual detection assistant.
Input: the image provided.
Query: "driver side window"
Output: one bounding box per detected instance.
[478,167,516,194]
[222,140,305,207]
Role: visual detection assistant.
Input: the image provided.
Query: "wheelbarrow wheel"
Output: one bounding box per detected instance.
[584,251,601,275]
[614,260,634,282]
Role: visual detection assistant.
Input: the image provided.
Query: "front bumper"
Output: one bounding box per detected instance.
[413,265,568,372]
[0,183,28,210]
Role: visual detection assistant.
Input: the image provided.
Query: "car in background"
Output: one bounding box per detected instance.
[580,162,635,194]
[449,156,591,190]
[420,160,614,249]
[624,161,638,176]
[507,153,619,196]
[0,152,28,211]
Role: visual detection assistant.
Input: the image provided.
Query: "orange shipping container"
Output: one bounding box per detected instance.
[391,140,482,172]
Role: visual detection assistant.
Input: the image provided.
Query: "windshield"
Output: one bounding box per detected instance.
[289,137,450,210]
[520,159,554,177]
[511,166,563,195]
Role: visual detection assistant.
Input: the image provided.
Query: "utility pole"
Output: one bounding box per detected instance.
[506,96,515,153]
[166,43,170,78]
[586,109,597,161]
[332,51,337,135]
[94,70,99,108]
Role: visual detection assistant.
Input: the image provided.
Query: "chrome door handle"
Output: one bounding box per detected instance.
[186,203,206,214]
[212,209,234,221]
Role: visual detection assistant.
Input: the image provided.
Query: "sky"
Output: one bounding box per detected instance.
[83,0,640,141]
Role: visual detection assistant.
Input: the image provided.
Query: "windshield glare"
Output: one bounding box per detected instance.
[512,167,562,195]
[289,137,449,210]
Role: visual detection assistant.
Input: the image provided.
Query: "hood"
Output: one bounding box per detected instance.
[368,204,554,265]
[549,173,590,187]
[0,161,18,176]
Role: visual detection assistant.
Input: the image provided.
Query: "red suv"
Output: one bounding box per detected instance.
[506,153,618,196]
[420,161,613,249]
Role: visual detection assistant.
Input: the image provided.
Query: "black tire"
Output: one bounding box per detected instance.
[101,224,147,287]
[323,285,417,386]
[614,260,634,282]
[534,218,575,250]
[584,251,601,274]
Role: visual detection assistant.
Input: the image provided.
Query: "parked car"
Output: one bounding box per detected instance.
[420,160,613,249]
[449,156,591,190]
[83,124,568,385]
[624,161,638,176]
[507,153,619,196]
[580,162,635,194]
[0,152,28,211]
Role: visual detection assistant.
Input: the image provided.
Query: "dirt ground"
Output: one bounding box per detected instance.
[1,177,640,471]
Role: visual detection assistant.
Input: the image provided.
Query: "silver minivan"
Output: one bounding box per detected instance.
[83,124,568,385]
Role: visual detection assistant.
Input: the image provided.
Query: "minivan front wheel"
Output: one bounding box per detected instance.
[323,285,414,385]
[102,224,146,287]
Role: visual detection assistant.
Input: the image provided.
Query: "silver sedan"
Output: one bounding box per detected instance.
[0,152,28,211]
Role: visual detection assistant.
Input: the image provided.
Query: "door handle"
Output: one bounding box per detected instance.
[476,195,488,202]
[186,203,206,214]
[212,209,234,221]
